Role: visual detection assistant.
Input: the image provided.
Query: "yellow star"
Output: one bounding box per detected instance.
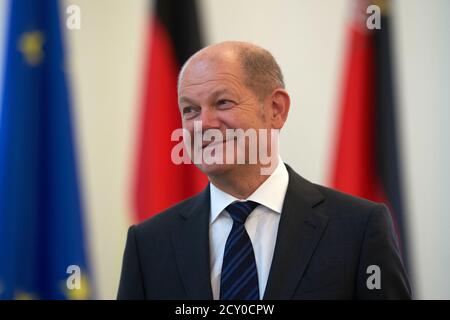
[15,291,36,300]
[18,31,45,66]
[63,275,91,300]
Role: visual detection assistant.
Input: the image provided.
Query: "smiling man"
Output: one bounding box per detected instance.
[117,41,411,300]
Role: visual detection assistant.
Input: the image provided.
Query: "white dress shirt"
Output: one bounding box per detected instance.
[209,159,289,299]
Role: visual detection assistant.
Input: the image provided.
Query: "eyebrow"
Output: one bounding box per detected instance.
[179,89,234,106]
[210,88,233,100]
[178,96,198,106]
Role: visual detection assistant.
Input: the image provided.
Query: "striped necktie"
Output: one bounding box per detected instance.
[220,201,259,300]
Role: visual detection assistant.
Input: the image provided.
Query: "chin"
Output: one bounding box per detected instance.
[195,162,235,177]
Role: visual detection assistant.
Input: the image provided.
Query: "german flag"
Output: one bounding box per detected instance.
[331,0,409,268]
[133,0,208,222]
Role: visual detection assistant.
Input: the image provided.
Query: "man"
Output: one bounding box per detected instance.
[117,41,411,299]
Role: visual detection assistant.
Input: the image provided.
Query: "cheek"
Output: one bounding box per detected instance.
[182,119,196,132]
[181,122,194,143]
[239,114,267,131]
[219,110,258,130]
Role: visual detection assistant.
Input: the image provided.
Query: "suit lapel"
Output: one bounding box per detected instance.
[263,166,328,299]
[171,186,213,299]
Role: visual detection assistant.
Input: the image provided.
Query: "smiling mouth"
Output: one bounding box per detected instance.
[201,138,237,150]
[202,140,224,149]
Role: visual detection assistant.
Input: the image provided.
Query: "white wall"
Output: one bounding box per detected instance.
[394,0,450,299]
[62,0,148,299]
[0,0,449,299]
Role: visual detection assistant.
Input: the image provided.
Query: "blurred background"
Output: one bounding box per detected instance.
[0,0,449,299]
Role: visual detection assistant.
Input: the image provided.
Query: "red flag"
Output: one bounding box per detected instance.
[133,0,208,222]
[331,1,383,202]
[330,0,408,263]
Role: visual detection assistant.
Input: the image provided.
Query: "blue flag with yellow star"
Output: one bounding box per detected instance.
[0,0,92,299]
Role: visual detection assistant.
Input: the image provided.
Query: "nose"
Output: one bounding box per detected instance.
[200,107,221,131]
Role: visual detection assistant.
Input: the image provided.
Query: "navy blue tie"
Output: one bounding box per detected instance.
[220,201,259,300]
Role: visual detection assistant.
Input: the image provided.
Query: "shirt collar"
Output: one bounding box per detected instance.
[209,157,289,224]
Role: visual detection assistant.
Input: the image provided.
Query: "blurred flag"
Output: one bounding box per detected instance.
[0,0,91,299]
[330,0,408,266]
[133,0,208,221]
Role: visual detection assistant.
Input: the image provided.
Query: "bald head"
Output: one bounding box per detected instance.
[178,41,285,101]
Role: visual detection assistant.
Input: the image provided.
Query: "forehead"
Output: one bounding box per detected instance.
[178,57,245,97]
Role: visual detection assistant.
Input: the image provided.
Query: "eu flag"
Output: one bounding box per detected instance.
[0,0,92,299]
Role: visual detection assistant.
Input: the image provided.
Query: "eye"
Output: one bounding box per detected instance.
[182,106,200,119]
[216,99,235,109]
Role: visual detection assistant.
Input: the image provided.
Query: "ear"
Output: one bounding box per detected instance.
[268,89,290,129]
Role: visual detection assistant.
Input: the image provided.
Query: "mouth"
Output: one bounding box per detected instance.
[202,140,223,150]
[201,138,236,150]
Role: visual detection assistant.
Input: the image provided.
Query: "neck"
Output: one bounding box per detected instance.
[208,159,279,199]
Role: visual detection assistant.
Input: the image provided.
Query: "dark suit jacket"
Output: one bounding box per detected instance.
[117,165,411,299]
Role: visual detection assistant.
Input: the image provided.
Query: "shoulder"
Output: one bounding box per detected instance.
[315,185,388,221]
[286,164,387,223]
[132,188,208,239]
[305,182,396,251]
[315,183,383,213]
